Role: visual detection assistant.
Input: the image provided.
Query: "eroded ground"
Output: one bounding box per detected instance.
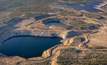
[0,0,107,65]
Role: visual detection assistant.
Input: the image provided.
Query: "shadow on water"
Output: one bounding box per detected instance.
[46,21,66,26]
[0,36,62,59]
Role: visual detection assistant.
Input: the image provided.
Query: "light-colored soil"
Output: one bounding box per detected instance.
[14,17,36,30]
[88,29,107,47]
[0,2,107,64]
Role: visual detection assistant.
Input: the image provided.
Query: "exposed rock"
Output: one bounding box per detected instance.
[42,49,51,58]
[0,14,97,65]
[63,37,74,45]
[0,30,64,45]
[42,44,59,58]
[63,36,82,46]
[42,18,60,24]
[79,34,89,48]
[0,30,91,45]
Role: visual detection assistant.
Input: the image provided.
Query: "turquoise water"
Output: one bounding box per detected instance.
[46,21,66,26]
[0,36,62,58]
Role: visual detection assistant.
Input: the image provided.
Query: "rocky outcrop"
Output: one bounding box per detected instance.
[0,30,67,45]
[0,29,91,45]
[63,37,74,45]
[42,44,59,58]
[79,34,89,48]
[42,18,60,24]
[0,28,93,65]
[63,36,82,46]
[42,49,51,58]
[0,27,91,63]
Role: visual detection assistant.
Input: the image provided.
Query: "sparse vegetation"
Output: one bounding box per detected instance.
[70,36,82,46]
[30,25,50,30]
[0,0,57,12]
[59,10,83,17]
[61,19,98,27]
[89,46,103,49]
[61,48,78,53]
[9,12,23,18]
[57,48,107,65]
[23,60,51,65]
[24,12,43,17]
[83,12,104,19]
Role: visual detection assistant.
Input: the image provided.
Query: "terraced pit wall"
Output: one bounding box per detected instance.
[0,30,68,45]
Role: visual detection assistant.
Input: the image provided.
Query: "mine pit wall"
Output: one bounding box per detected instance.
[0,30,68,59]
[0,30,67,45]
[0,29,92,46]
[0,30,92,58]
[42,18,60,24]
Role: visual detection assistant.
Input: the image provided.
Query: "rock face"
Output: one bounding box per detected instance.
[63,35,86,47]
[0,30,67,45]
[63,37,74,45]
[0,29,90,45]
[0,20,91,62]
[42,18,60,24]
[42,49,51,58]
[42,44,59,58]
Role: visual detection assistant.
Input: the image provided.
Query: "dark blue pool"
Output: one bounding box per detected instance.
[0,36,62,58]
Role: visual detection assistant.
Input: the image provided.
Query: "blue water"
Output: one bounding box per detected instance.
[46,21,66,26]
[0,36,62,58]
[46,22,66,26]
[52,1,104,12]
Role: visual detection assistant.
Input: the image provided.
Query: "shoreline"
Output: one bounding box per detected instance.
[94,1,107,12]
[52,1,107,12]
